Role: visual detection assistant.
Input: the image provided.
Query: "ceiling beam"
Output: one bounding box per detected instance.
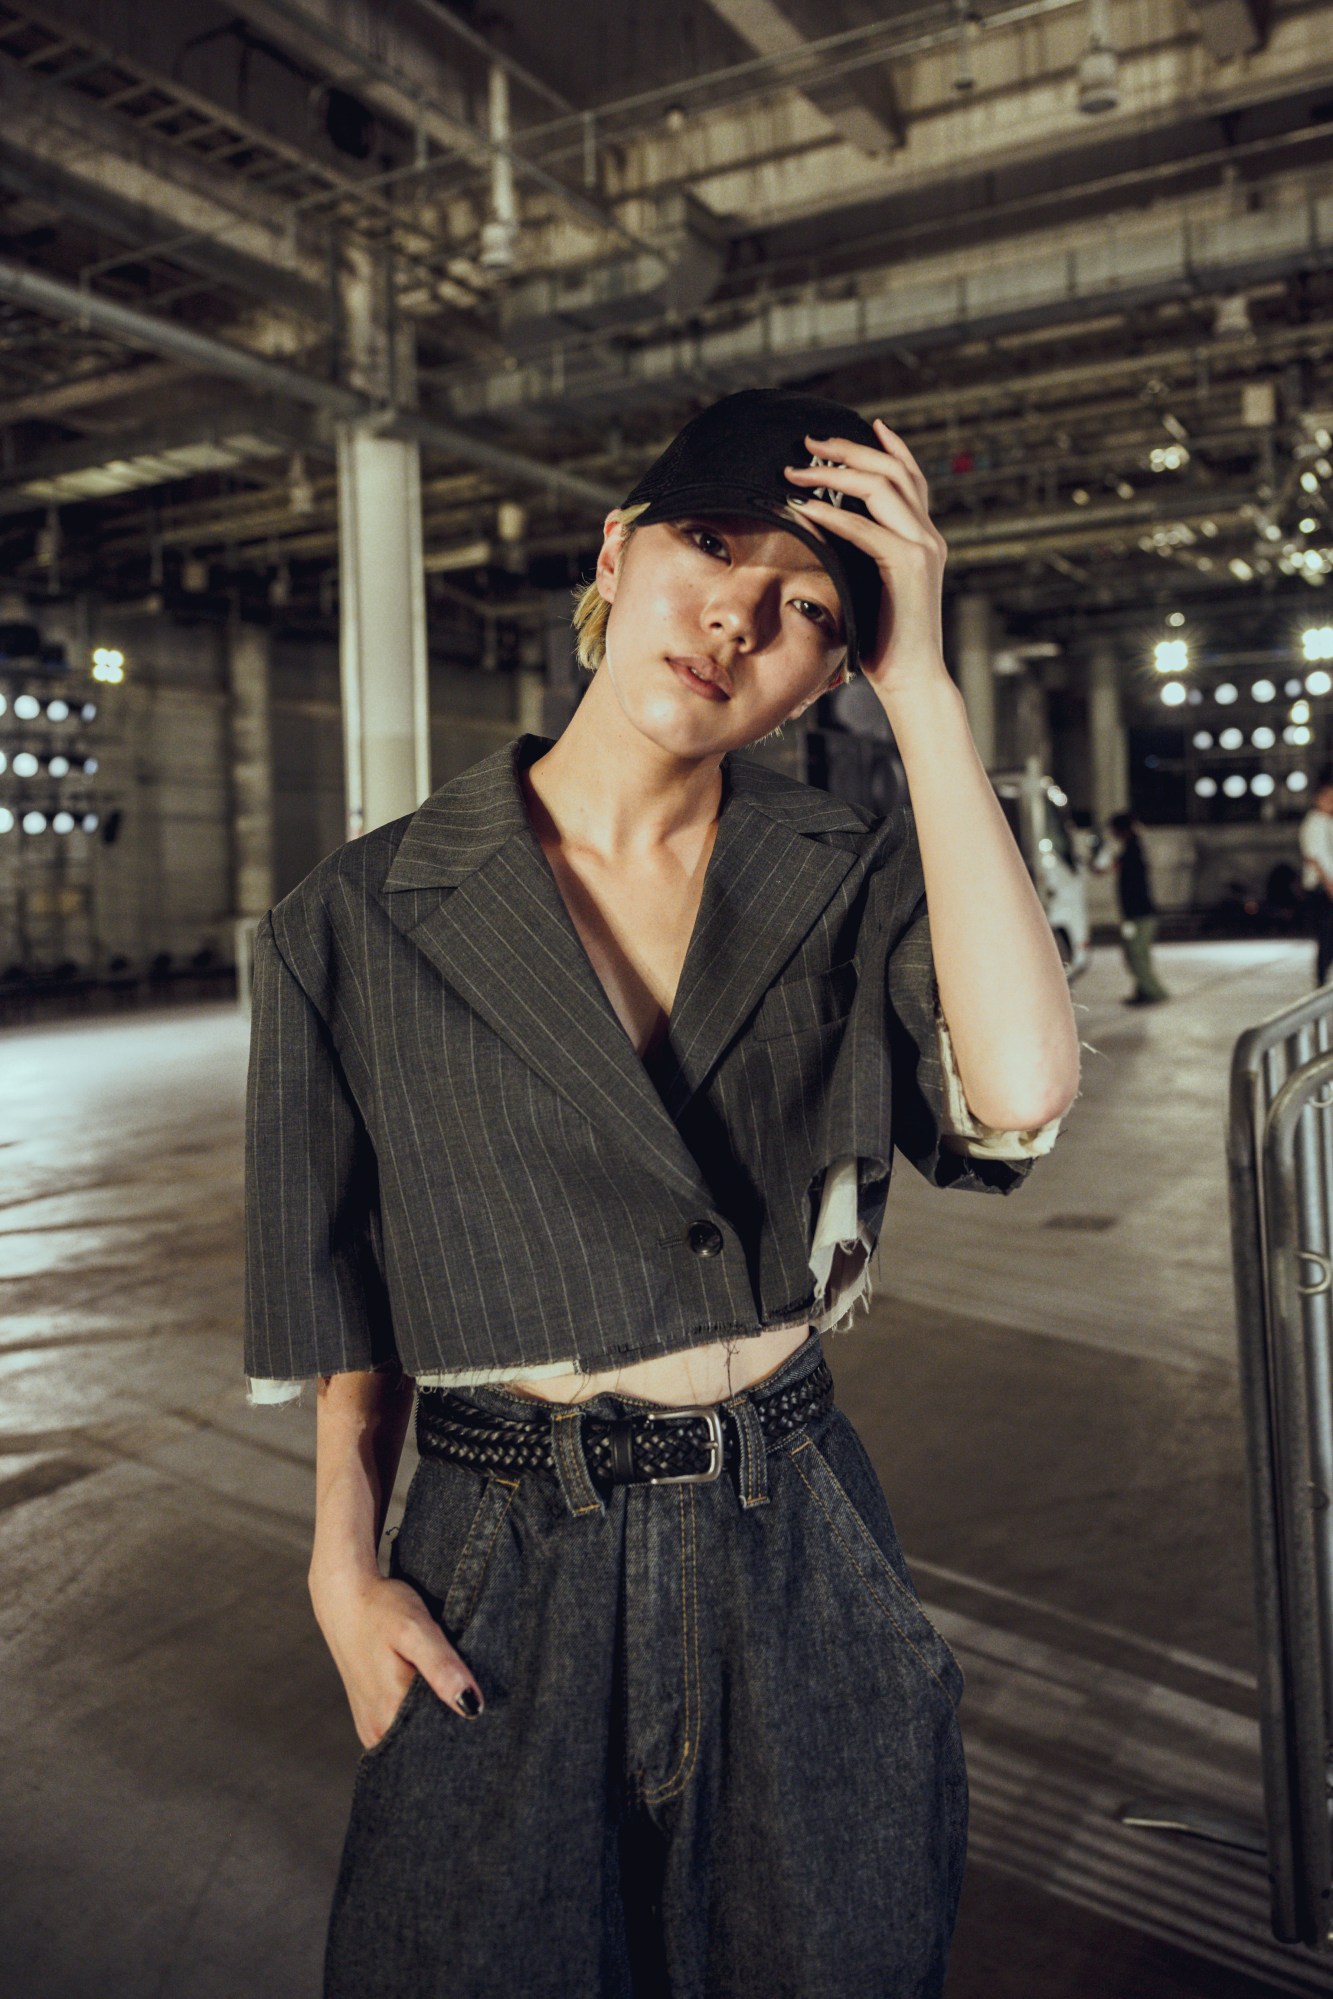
[0,255,617,509]
[702,0,904,154]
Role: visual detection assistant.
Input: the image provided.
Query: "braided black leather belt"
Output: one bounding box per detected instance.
[416,1356,834,1487]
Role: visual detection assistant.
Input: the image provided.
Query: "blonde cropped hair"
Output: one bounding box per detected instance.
[570,502,853,695]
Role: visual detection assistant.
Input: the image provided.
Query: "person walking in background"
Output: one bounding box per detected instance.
[1105,809,1170,1006]
[1298,779,1333,984]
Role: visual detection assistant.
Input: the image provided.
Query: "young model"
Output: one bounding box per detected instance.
[244,388,1080,1998]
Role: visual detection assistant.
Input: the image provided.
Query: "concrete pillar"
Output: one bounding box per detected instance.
[1088,635,1129,825]
[952,592,996,769]
[226,622,273,918]
[336,243,429,839]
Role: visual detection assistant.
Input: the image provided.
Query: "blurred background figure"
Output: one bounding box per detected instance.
[1102,810,1170,1006]
[1297,779,1333,984]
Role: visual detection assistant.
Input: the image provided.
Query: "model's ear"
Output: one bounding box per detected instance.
[786,656,848,721]
[595,514,629,606]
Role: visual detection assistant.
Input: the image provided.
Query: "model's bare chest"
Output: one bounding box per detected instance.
[537,819,719,1065]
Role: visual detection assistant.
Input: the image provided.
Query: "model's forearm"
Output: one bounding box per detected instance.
[309,1366,416,1594]
[879,671,1080,1130]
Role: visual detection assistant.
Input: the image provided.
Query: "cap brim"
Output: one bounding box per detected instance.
[631,486,862,674]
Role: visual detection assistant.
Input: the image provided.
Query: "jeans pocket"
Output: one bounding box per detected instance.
[440,1474,521,1646]
[357,1669,430,1767]
[783,1426,965,1708]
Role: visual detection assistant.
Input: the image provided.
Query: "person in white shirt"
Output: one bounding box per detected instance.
[1298,780,1333,983]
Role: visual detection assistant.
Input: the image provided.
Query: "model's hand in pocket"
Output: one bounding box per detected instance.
[306,1367,483,1749]
[311,1564,484,1744]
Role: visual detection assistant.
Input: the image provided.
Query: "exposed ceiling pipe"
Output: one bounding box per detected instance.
[0,257,616,509]
[480,64,520,274]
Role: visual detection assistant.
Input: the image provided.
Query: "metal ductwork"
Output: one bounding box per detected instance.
[497,192,727,351]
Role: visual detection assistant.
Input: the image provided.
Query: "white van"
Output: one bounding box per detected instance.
[990,762,1091,979]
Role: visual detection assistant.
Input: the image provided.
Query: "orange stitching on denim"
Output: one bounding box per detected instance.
[641,1486,699,1804]
[455,1483,518,1632]
[786,1450,957,1703]
[646,1485,703,1803]
[552,1410,601,1517]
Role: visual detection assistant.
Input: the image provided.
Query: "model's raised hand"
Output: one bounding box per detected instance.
[783,417,948,708]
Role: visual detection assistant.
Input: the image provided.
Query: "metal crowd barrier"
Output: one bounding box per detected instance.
[1229,982,1333,1948]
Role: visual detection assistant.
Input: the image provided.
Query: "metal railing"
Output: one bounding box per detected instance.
[1230,982,1333,1948]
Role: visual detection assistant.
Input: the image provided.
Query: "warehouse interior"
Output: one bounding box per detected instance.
[5,1,1333,1995]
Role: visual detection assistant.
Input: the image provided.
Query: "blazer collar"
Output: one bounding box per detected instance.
[382,732,868,890]
[381,734,866,1203]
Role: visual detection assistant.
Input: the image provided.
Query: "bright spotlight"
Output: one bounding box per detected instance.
[81,812,99,833]
[82,756,98,775]
[51,810,74,834]
[1291,699,1311,723]
[12,751,38,777]
[1252,726,1276,749]
[1301,470,1321,494]
[1193,730,1214,749]
[1307,669,1333,695]
[48,755,68,777]
[1252,679,1276,701]
[1303,627,1333,662]
[14,693,39,719]
[21,809,46,833]
[0,806,12,832]
[1161,680,1187,706]
[1223,774,1247,798]
[46,698,68,721]
[1288,771,1310,792]
[1195,776,1218,798]
[1154,639,1189,674]
[1216,682,1238,704]
[1251,773,1276,797]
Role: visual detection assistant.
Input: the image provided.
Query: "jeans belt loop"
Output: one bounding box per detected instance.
[550,1407,606,1520]
[724,1390,772,1509]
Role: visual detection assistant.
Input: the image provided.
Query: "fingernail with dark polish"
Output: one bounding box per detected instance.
[456,1686,482,1718]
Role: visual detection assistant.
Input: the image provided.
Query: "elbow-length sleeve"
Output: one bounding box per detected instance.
[885,893,1062,1194]
[243,909,397,1404]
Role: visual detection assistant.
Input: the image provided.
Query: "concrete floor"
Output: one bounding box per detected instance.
[3,940,1333,1996]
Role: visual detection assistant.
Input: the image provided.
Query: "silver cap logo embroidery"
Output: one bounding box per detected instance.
[807,454,845,507]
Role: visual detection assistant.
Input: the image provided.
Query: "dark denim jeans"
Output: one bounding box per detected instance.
[324,1334,968,1999]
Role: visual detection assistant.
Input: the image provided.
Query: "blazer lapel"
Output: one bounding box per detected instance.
[392,821,715,1204]
[653,787,860,1122]
[382,734,864,1199]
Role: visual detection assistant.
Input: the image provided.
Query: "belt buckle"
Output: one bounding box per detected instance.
[643,1405,725,1484]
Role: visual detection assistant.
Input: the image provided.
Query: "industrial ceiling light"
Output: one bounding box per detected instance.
[1077,0,1119,114]
[1214,292,1252,338]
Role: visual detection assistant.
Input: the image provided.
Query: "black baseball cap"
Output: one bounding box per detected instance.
[619,387,885,673]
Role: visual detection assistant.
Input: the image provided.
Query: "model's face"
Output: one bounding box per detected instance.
[594,515,848,756]
[1317,786,1333,815]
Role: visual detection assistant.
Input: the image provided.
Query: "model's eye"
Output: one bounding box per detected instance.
[793,599,836,632]
[682,525,728,559]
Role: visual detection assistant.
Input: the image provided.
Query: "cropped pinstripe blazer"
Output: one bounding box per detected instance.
[242,731,1045,1394]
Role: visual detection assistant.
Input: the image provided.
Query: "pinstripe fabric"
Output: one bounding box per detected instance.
[242,732,1038,1391]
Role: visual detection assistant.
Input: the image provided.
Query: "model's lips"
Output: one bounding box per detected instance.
[667,655,733,700]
